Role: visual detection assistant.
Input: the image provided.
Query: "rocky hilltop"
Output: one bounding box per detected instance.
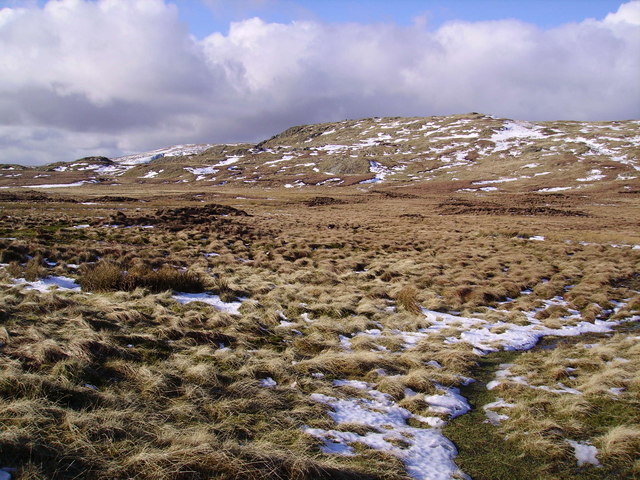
[1,113,638,193]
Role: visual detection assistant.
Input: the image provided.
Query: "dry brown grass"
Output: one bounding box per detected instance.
[79,261,205,293]
[0,184,638,479]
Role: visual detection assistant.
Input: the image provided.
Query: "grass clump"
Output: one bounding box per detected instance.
[79,262,205,293]
[395,286,421,314]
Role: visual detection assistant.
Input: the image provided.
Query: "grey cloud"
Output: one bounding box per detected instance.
[0,0,638,165]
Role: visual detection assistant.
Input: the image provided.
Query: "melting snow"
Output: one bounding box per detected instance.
[576,169,606,182]
[185,166,219,175]
[214,156,242,167]
[482,398,515,425]
[140,170,161,179]
[490,121,545,152]
[22,181,92,189]
[566,440,600,467]
[424,386,471,418]
[114,144,213,166]
[306,380,468,480]
[472,178,518,185]
[537,187,572,192]
[338,334,353,350]
[260,377,277,388]
[351,295,637,355]
[172,292,243,315]
[11,276,80,292]
[309,296,518,480]
[487,364,582,395]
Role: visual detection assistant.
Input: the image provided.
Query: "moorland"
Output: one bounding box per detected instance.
[0,114,638,480]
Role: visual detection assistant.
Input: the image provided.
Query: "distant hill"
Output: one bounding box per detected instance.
[1,113,638,193]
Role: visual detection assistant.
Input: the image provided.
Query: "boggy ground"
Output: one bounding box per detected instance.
[0,184,638,480]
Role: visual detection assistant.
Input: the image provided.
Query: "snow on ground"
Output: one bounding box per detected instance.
[576,169,606,182]
[265,155,297,166]
[185,166,219,175]
[172,292,243,315]
[314,144,348,153]
[568,136,638,171]
[608,387,625,396]
[348,296,634,375]
[140,170,162,179]
[260,377,277,388]
[11,276,80,292]
[306,379,469,480]
[472,178,518,185]
[113,144,213,166]
[566,440,601,467]
[419,297,632,354]
[21,181,94,189]
[424,386,471,418]
[486,363,581,395]
[309,290,638,478]
[214,156,242,167]
[490,121,546,152]
[482,398,515,425]
[360,161,406,184]
[537,187,572,192]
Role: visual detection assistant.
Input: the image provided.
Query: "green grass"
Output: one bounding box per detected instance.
[445,328,640,480]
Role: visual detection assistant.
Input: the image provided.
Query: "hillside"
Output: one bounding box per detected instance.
[0,113,638,193]
[0,114,639,480]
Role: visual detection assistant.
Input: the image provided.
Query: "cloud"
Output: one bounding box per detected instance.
[0,0,638,165]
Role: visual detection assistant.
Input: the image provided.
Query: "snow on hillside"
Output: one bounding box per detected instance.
[2,114,638,190]
[113,144,214,166]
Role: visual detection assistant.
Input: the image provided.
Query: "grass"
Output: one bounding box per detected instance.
[444,326,640,480]
[0,184,638,479]
[79,262,206,293]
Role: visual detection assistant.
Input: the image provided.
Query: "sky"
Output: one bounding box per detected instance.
[0,0,639,165]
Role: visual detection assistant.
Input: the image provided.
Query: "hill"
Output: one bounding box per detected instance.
[0,113,638,193]
[0,114,638,480]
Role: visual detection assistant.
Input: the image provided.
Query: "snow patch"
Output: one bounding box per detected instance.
[577,169,606,182]
[140,170,162,179]
[537,187,572,192]
[12,276,80,292]
[307,380,468,480]
[22,181,93,189]
[185,166,219,175]
[566,440,600,467]
[260,377,277,388]
[424,385,471,419]
[114,144,213,166]
[491,121,545,152]
[172,292,243,315]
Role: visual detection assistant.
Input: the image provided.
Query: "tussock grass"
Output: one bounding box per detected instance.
[468,330,640,478]
[0,185,639,479]
[79,261,205,293]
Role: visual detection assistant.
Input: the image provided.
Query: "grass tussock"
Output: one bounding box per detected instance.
[0,185,639,479]
[79,261,205,293]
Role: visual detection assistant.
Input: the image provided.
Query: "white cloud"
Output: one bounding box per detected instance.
[0,0,639,165]
[605,0,640,24]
